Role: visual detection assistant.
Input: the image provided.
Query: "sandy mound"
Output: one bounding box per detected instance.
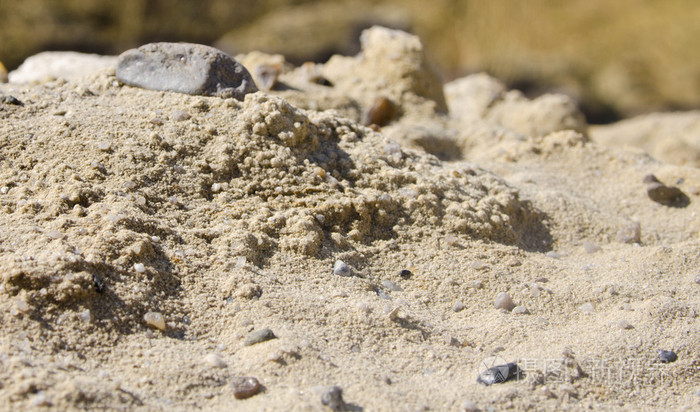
[0,27,698,411]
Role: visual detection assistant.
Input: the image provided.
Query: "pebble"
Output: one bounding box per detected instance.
[333,260,352,277]
[231,376,261,399]
[0,95,24,106]
[204,353,227,368]
[658,350,677,363]
[578,302,595,313]
[254,64,282,91]
[644,174,684,205]
[8,51,117,83]
[461,400,480,412]
[171,110,191,121]
[494,292,515,311]
[617,320,633,330]
[381,279,402,291]
[320,386,347,411]
[512,305,529,315]
[477,362,520,385]
[244,328,277,346]
[398,269,412,279]
[133,263,146,273]
[143,311,166,330]
[616,221,641,244]
[583,241,601,254]
[362,96,397,127]
[116,42,258,99]
[453,301,466,312]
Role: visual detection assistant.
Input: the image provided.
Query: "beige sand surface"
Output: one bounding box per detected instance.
[0,28,698,411]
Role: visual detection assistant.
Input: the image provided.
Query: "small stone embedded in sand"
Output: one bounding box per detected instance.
[658,350,677,363]
[398,269,412,279]
[254,64,282,91]
[171,110,191,121]
[381,279,402,291]
[1,95,24,106]
[116,42,258,99]
[143,311,166,330]
[333,260,352,277]
[494,292,515,311]
[578,302,595,313]
[204,353,227,369]
[244,328,277,346]
[133,263,146,273]
[461,400,480,412]
[617,221,641,244]
[321,386,347,411]
[512,305,529,315]
[232,376,261,399]
[453,301,466,312]
[644,174,685,205]
[477,362,520,386]
[362,96,397,127]
[617,320,633,330]
[583,241,601,254]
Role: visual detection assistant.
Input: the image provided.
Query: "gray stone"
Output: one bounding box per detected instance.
[333,260,352,277]
[244,328,277,346]
[321,386,347,411]
[116,42,257,99]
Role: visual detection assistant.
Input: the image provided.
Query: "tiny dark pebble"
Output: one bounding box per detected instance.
[658,350,677,363]
[244,328,277,346]
[398,269,412,279]
[644,174,684,205]
[477,362,520,386]
[1,95,24,106]
[92,274,105,293]
[231,376,261,399]
[321,386,347,411]
[362,96,397,127]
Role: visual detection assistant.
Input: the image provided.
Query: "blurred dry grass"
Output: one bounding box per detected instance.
[1,0,699,121]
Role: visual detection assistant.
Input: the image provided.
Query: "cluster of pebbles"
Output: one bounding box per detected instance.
[0,26,698,411]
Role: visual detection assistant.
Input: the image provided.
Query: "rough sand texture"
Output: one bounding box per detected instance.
[1,28,699,411]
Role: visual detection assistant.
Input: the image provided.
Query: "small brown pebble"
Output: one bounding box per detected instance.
[644,174,684,205]
[362,96,397,127]
[232,376,260,399]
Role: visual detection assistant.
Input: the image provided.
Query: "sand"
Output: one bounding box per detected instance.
[0,27,698,411]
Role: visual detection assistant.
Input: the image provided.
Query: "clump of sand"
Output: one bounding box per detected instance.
[0,27,698,411]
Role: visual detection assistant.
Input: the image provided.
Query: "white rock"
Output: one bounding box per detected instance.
[9,51,117,83]
[144,311,166,330]
[204,353,227,368]
[333,260,352,276]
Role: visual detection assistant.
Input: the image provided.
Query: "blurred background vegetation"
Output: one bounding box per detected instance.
[2,0,699,123]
